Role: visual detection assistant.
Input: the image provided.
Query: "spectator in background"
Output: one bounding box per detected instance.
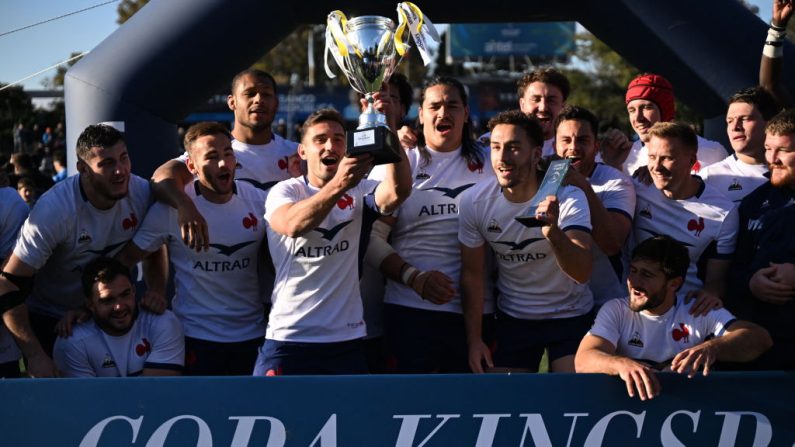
[41,127,53,151]
[16,178,37,209]
[9,153,53,195]
[52,151,67,183]
[13,123,25,153]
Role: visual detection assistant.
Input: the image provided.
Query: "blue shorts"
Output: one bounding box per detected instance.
[253,338,368,376]
[493,310,594,371]
[384,303,495,374]
[184,336,263,376]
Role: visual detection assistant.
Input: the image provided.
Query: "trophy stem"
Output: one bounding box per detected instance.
[358,92,388,129]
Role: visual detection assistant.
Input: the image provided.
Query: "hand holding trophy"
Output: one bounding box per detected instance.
[324,2,439,165]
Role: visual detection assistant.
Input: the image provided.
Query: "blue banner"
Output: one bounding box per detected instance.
[2,372,793,446]
[449,23,576,58]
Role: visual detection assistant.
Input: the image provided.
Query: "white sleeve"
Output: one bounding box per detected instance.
[715,205,739,257]
[131,203,174,253]
[602,176,636,221]
[53,336,96,378]
[264,181,299,222]
[706,307,738,338]
[558,186,592,233]
[587,299,623,347]
[457,189,485,248]
[144,311,185,370]
[12,197,71,269]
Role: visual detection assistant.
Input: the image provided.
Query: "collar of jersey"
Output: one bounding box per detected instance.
[193,179,237,196]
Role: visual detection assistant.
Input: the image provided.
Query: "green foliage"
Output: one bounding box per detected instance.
[117,0,149,25]
[42,52,85,89]
[0,85,35,152]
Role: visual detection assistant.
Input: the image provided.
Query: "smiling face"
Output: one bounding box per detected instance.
[228,73,278,132]
[726,101,766,157]
[87,274,137,336]
[419,84,469,152]
[627,99,662,143]
[766,132,795,190]
[490,123,540,189]
[519,81,565,140]
[186,133,236,202]
[299,120,346,186]
[555,118,598,176]
[646,135,696,196]
[627,258,680,313]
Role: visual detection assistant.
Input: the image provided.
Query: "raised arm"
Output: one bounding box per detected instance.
[760,0,794,108]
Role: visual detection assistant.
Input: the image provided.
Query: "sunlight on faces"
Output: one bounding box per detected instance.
[627,99,662,143]
[299,121,346,185]
[88,275,137,336]
[419,84,468,151]
[490,123,540,189]
[646,136,696,195]
[519,82,565,139]
[555,119,598,175]
[726,102,766,156]
[228,73,278,132]
[626,259,680,313]
[766,132,795,189]
[187,133,236,197]
[77,141,131,202]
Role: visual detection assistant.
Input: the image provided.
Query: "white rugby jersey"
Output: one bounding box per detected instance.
[372,146,495,314]
[232,136,298,191]
[265,177,380,342]
[623,136,728,177]
[631,178,738,294]
[698,154,768,203]
[54,310,184,377]
[589,295,736,364]
[0,187,28,364]
[459,181,593,319]
[13,175,151,317]
[133,181,268,342]
[588,164,636,306]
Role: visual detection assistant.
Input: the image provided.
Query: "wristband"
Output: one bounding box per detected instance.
[764,26,786,58]
[401,266,419,286]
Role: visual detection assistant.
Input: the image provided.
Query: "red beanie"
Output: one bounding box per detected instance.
[625,74,675,122]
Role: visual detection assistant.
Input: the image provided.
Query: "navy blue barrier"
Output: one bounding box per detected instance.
[2,372,794,446]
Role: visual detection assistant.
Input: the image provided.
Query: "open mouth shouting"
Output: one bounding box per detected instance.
[435,121,454,136]
[321,154,340,168]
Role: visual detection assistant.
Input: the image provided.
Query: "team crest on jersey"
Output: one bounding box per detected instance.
[277,156,289,171]
[628,331,644,347]
[487,219,503,233]
[122,212,138,231]
[78,230,92,244]
[728,178,742,191]
[337,194,354,210]
[135,338,151,357]
[467,159,484,173]
[672,323,690,342]
[101,354,116,369]
[415,170,430,180]
[639,203,652,219]
[242,212,258,231]
[691,160,701,173]
[687,217,705,236]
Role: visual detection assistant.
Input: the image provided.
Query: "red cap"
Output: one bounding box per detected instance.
[625,74,675,122]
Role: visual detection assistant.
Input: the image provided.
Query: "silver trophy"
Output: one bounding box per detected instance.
[325,4,439,164]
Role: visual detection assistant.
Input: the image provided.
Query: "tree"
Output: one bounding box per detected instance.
[41,52,85,89]
[0,85,35,153]
[117,0,149,25]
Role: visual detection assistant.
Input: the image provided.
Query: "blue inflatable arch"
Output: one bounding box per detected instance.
[64,0,795,176]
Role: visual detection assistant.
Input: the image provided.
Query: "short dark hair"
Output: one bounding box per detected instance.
[631,236,690,281]
[231,68,277,94]
[52,150,66,165]
[554,105,599,137]
[76,124,125,162]
[488,110,544,148]
[388,73,413,111]
[301,108,345,140]
[647,122,698,154]
[81,257,132,299]
[729,87,780,121]
[517,68,570,101]
[766,108,795,136]
[183,122,232,155]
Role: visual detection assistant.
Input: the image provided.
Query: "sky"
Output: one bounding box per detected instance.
[0,0,775,91]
